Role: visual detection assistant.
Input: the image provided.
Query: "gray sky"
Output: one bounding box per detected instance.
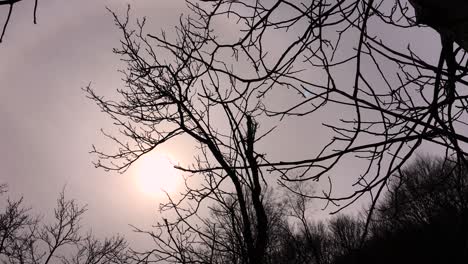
[0,0,445,248]
[0,0,194,245]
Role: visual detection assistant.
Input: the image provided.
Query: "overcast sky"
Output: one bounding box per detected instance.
[0,0,198,245]
[0,0,445,248]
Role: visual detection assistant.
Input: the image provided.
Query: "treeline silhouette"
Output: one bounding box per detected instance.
[1,156,467,263]
[187,156,468,264]
[268,156,468,264]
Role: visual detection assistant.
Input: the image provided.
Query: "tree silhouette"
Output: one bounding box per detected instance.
[335,156,468,264]
[375,157,467,228]
[0,185,131,264]
[409,0,468,51]
[0,185,38,262]
[0,0,38,42]
[88,0,468,262]
[328,215,363,259]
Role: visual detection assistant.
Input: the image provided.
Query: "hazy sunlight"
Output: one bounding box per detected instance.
[134,152,180,198]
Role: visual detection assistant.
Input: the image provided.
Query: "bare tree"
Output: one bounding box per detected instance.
[200,189,291,264]
[63,235,130,264]
[335,156,468,263]
[372,157,467,230]
[0,185,131,264]
[0,0,39,42]
[328,215,363,258]
[409,0,468,51]
[86,3,278,263]
[87,0,468,262]
[0,185,38,262]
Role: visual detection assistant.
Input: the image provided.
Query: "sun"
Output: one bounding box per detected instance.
[133,152,180,198]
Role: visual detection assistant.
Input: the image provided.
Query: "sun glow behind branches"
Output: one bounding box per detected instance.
[133,152,181,198]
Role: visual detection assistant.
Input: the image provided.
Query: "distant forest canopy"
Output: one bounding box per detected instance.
[0,0,38,42]
[1,155,467,263]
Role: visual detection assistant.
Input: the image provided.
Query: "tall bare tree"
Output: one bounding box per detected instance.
[86,3,280,262]
[88,0,468,262]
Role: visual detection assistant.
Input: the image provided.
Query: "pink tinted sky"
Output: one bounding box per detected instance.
[0,0,443,247]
